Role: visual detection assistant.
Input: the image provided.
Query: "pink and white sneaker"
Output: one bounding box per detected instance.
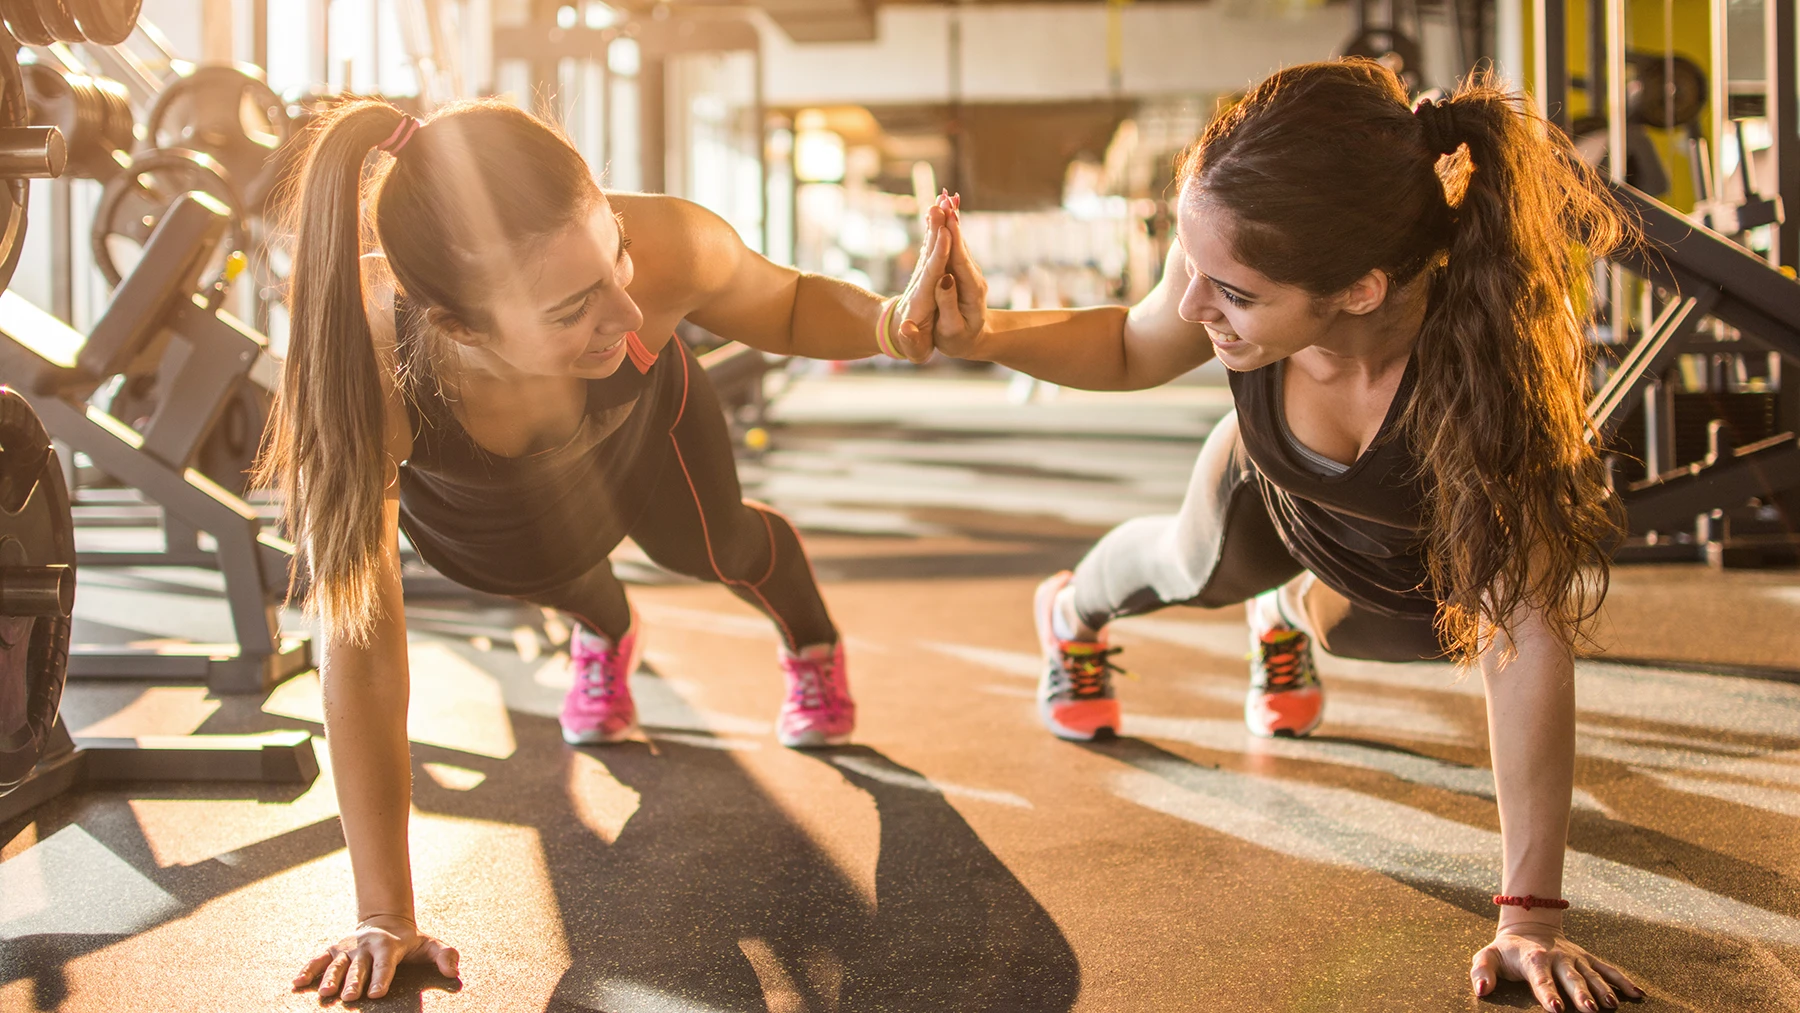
[560,614,644,745]
[777,642,854,748]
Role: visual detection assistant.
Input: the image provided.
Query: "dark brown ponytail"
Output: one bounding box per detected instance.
[1406,74,1626,662]
[1184,61,1628,662]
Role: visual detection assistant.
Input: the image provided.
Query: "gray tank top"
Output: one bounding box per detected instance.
[1272,360,1351,478]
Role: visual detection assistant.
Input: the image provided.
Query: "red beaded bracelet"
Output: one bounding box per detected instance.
[1493,894,1570,911]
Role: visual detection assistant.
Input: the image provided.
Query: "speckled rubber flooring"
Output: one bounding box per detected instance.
[3,372,1796,1012]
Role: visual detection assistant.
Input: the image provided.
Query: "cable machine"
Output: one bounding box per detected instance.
[1536,0,1800,566]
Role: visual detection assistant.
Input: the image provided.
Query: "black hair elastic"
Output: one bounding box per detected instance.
[1413,99,1462,157]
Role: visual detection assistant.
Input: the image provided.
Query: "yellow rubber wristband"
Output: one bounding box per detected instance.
[875,296,903,359]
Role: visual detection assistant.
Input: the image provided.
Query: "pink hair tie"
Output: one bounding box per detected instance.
[378,116,421,156]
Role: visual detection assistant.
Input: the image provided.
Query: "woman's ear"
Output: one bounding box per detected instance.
[1335,269,1391,316]
[427,307,484,348]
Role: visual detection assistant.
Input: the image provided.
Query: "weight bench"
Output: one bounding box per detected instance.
[0,191,308,694]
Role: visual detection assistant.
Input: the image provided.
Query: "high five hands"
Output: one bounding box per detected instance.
[884,191,988,362]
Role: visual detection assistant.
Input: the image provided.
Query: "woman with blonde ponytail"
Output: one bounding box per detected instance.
[260,98,952,1001]
[924,61,1642,1010]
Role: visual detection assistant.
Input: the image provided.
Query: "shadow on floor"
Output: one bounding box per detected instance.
[518,730,1081,1012]
[3,709,1081,1013]
[1083,734,1796,1012]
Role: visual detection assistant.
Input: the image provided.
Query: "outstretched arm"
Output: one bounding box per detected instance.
[1470,604,1641,1010]
[647,195,954,362]
[930,204,1216,391]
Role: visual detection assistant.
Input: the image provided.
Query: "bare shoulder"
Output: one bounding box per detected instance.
[606,192,744,299]
[607,191,727,239]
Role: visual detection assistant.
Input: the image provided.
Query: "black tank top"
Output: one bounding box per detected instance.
[393,299,683,596]
[1227,358,1437,618]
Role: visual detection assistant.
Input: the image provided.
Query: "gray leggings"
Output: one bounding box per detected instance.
[1070,413,1445,662]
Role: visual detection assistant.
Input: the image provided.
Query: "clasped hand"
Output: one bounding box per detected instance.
[881,192,989,362]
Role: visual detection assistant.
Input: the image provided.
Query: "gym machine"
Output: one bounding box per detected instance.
[2,14,309,693]
[1336,0,1494,92]
[21,44,281,497]
[0,21,316,833]
[0,385,316,831]
[1568,50,1708,198]
[1595,182,1800,565]
[0,191,309,693]
[1532,0,1800,566]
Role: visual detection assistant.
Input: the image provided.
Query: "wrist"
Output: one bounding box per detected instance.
[954,321,995,361]
[1497,909,1564,935]
[356,891,417,927]
[873,296,904,360]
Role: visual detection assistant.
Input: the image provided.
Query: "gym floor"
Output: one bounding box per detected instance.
[3,369,1798,1012]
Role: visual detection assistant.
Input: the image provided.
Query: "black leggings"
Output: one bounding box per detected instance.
[1070,412,1444,662]
[519,351,835,650]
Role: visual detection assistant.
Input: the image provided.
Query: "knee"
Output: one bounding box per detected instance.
[1099,515,1207,594]
[1312,615,1445,662]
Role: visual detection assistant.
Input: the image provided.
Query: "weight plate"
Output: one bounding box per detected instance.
[2,0,56,48]
[1342,28,1425,87]
[24,66,134,181]
[0,388,75,796]
[1629,53,1707,130]
[145,64,289,211]
[69,0,138,45]
[22,63,75,134]
[31,0,84,42]
[192,378,271,495]
[94,74,133,154]
[0,45,31,295]
[91,147,246,286]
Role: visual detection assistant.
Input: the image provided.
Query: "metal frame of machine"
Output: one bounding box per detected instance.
[1539,0,1800,566]
[0,193,307,694]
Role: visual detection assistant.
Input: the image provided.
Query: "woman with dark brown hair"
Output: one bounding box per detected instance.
[924,62,1642,1011]
[263,98,949,1001]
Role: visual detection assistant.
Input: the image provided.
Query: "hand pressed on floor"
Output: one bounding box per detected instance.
[1471,925,1643,1011]
[294,913,461,1001]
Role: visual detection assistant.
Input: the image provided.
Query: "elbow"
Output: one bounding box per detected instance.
[1113,358,1178,394]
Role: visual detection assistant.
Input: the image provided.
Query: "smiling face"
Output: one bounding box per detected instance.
[454,204,645,380]
[1174,178,1390,371]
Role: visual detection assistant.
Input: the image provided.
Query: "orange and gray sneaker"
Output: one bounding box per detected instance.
[1245,625,1324,738]
[1034,571,1124,741]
